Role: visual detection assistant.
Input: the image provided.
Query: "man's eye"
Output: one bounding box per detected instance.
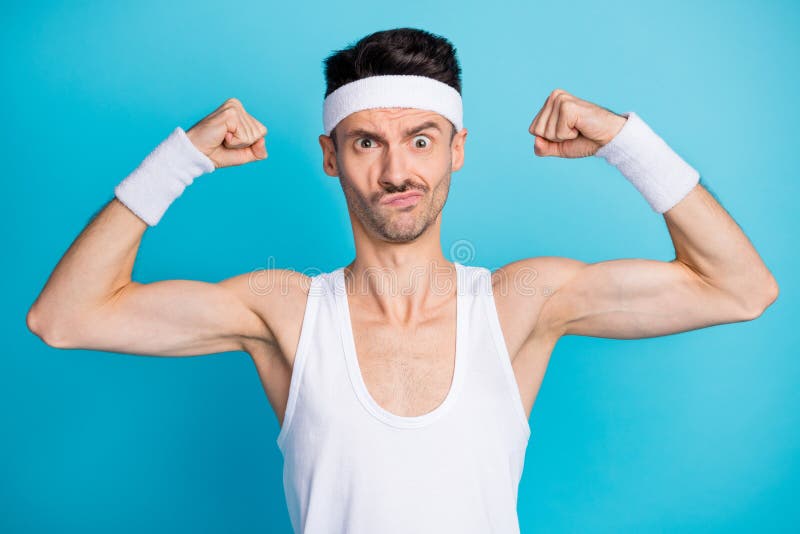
[413,135,431,149]
[358,138,376,149]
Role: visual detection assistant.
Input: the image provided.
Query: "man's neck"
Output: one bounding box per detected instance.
[343,253,458,325]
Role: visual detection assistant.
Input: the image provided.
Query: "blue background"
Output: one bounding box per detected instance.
[4,0,797,532]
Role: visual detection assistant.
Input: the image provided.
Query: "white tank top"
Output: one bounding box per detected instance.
[276,262,531,533]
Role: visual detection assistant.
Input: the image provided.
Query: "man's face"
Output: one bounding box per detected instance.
[319,108,468,243]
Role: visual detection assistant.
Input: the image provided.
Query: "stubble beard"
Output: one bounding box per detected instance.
[340,170,452,243]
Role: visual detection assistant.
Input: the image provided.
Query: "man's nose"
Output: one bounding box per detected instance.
[378,144,411,189]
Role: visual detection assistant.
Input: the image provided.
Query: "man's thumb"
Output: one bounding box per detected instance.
[533,136,560,157]
[250,137,268,160]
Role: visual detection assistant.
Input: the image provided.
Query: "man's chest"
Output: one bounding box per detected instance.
[350,315,457,418]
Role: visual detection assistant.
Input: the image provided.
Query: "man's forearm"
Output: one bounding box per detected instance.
[28,121,220,343]
[664,182,778,314]
[527,90,778,318]
[589,109,778,314]
[27,198,146,343]
[27,100,266,347]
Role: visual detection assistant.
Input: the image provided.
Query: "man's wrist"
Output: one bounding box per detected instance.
[597,112,628,147]
[114,127,216,226]
[595,111,700,214]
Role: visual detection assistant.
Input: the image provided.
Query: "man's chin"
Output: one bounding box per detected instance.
[381,233,422,243]
[378,222,429,243]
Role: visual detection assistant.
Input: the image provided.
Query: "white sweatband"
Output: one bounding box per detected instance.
[322,74,463,136]
[114,127,216,226]
[595,112,700,214]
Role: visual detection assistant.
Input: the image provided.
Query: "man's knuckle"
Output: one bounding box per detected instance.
[226,97,241,107]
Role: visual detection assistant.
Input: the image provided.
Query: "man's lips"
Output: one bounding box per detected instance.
[380,190,424,207]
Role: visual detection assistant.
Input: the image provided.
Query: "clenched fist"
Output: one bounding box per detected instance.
[185,98,268,168]
[529,89,627,158]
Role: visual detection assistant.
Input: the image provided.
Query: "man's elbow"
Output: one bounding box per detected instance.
[741,276,779,320]
[26,305,75,349]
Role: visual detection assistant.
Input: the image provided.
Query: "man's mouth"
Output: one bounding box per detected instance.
[380,190,424,208]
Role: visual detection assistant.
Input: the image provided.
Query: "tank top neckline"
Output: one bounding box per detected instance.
[332,261,469,429]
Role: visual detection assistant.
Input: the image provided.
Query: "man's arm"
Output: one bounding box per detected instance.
[27,198,275,354]
[25,98,300,357]
[500,184,778,342]
[499,90,778,344]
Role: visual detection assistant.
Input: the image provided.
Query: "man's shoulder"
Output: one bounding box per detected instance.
[218,268,323,359]
[489,256,588,345]
[221,267,315,325]
[219,268,315,303]
[490,256,586,296]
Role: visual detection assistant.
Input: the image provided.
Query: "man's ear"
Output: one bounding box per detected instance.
[450,127,468,172]
[319,134,339,177]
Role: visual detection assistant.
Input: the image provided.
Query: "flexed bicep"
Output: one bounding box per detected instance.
[540,257,757,340]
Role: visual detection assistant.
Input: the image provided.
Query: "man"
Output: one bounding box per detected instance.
[27,27,778,533]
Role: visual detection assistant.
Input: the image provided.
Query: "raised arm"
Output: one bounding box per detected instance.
[25,98,303,357]
[496,90,778,346]
[500,186,778,342]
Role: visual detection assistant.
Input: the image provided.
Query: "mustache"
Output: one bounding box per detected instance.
[373,182,428,203]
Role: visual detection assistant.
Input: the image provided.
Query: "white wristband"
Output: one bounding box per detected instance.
[595,111,700,214]
[114,126,216,226]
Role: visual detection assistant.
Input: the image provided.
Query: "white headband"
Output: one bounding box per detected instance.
[322,74,463,136]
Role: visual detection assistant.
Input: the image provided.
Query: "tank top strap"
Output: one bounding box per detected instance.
[276,271,327,452]
[467,264,532,439]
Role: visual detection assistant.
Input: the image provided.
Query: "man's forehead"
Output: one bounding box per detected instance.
[339,108,448,134]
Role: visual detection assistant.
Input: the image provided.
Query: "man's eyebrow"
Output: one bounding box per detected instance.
[343,120,443,143]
